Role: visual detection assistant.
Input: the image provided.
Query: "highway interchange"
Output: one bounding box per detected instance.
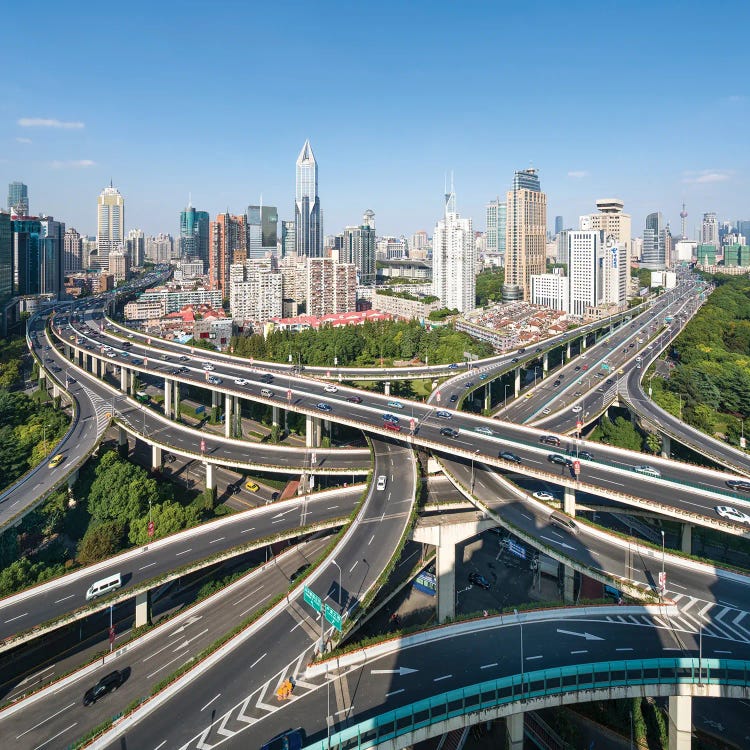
[1,272,749,748]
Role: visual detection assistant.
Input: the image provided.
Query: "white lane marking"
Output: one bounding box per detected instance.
[349,560,358,573]
[16,701,76,739]
[153,742,167,750]
[54,594,75,604]
[201,693,221,711]
[142,636,185,662]
[480,663,498,669]
[368,535,375,545]
[4,612,28,624]
[239,592,272,618]
[526,655,543,661]
[386,689,405,697]
[590,476,625,486]
[146,653,184,679]
[209,536,225,544]
[250,653,267,669]
[670,582,687,590]
[433,674,452,682]
[616,648,634,652]
[175,548,192,556]
[241,527,255,534]
[32,722,77,750]
[714,649,733,654]
[326,505,339,510]
[663,647,681,651]
[139,562,157,571]
[571,650,588,655]
[233,585,264,606]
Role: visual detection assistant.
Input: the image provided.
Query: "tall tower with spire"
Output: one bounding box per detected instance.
[432,179,475,314]
[96,183,125,263]
[294,140,322,258]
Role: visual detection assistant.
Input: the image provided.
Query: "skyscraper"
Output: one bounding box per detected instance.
[642,212,666,270]
[11,217,41,295]
[246,204,278,259]
[209,213,246,293]
[503,169,546,302]
[126,228,145,267]
[343,211,376,284]
[64,227,83,273]
[8,182,29,216]
[281,220,295,257]
[96,183,125,262]
[555,215,564,236]
[701,212,719,248]
[180,205,210,263]
[294,140,322,258]
[432,183,475,314]
[0,212,12,330]
[39,215,65,297]
[579,199,632,281]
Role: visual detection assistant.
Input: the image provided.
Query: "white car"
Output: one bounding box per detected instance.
[715,505,750,525]
[474,426,494,436]
[234,378,249,386]
[542,408,551,415]
[634,465,661,478]
[324,384,338,393]
[202,363,215,371]
[376,475,387,491]
[533,491,555,501]
[571,406,582,414]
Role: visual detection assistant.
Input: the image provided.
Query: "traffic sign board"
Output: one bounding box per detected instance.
[147,520,155,538]
[303,586,322,613]
[573,460,581,476]
[324,603,342,631]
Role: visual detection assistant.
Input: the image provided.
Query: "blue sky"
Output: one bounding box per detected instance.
[2,0,748,239]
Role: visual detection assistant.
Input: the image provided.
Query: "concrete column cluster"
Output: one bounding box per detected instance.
[506,713,524,750]
[306,414,322,448]
[668,695,692,750]
[164,378,172,419]
[514,367,521,398]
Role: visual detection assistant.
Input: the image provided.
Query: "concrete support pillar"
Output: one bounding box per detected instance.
[67,468,79,488]
[436,536,456,624]
[660,432,671,458]
[514,367,521,398]
[542,351,549,373]
[306,414,322,448]
[234,396,241,437]
[563,565,575,603]
[272,405,280,428]
[151,444,162,472]
[384,381,391,396]
[224,393,232,438]
[681,523,692,555]
[211,391,220,410]
[77,349,83,367]
[118,426,128,450]
[581,336,587,350]
[484,384,491,412]
[120,366,128,392]
[173,382,181,420]
[205,462,216,491]
[129,370,136,395]
[164,378,172,419]
[668,695,692,750]
[64,344,71,359]
[566,341,571,361]
[563,486,576,517]
[134,590,152,628]
[506,713,524,750]
[52,382,60,399]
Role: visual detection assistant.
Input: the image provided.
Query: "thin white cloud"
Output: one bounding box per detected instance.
[682,170,731,184]
[18,117,85,129]
[567,170,590,179]
[16,137,32,144]
[49,159,96,169]
[725,95,746,103]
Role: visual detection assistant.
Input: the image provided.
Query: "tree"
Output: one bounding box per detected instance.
[644,432,662,455]
[77,521,126,565]
[128,501,199,545]
[475,268,505,307]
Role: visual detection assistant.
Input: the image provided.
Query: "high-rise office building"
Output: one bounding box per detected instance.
[64,228,83,273]
[179,205,210,263]
[503,168,546,302]
[411,231,429,252]
[11,217,41,296]
[246,204,278,259]
[642,212,666,270]
[126,228,145,267]
[432,184,475,314]
[554,215,564,236]
[294,140,322,258]
[281,220,295,257]
[486,199,507,262]
[39,215,65,297]
[0,212,12,329]
[145,233,174,264]
[343,212,376,284]
[565,230,602,317]
[96,183,125,264]
[579,199,632,280]
[209,213,246,293]
[8,182,29,216]
[108,249,130,282]
[701,212,719,248]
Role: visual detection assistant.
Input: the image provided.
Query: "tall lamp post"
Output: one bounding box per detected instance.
[470,450,480,492]
[660,529,665,598]
[331,558,342,608]
[514,608,524,692]
[504,383,509,406]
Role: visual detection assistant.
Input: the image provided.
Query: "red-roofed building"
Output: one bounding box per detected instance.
[268,309,391,333]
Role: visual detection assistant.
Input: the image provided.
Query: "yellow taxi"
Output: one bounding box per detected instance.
[48,453,65,468]
[244,480,259,492]
[618,368,624,375]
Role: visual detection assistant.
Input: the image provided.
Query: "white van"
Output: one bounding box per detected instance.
[376,475,387,491]
[85,573,122,601]
[260,388,273,398]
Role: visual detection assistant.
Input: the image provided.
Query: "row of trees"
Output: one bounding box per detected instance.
[230,319,493,367]
[652,275,750,441]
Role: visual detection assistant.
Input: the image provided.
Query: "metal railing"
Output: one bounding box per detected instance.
[303,657,750,750]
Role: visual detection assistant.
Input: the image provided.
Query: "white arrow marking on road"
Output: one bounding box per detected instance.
[540,535,576,550]
[556,628,605,641]
[272,508,297,519]
[173,627,209,651]
[371,666,418,676]
[171,614,203,635]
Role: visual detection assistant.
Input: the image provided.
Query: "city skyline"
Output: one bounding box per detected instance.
[1,1,747,237]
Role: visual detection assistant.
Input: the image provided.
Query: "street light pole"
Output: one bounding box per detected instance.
[470,450,480,492]
[514,608,524,692]
[331,558,342,608]
[660,529,665,598]
[504,383,509,406]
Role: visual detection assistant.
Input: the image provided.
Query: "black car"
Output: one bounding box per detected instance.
[440,427,459,438]
[260,373,274,383]
[347,395,363,404]
[464,381,475,388]
[578,451,595,461]
[553,380,561,387]
[468,572,490,590]
[548,453,572,466]
[727,479,750,492]
[574,366,581,371]
[83,670,123,706]
[449,394,458,403]
[289,563,310,583]
[511,357,519,363]
[499,451,521,463]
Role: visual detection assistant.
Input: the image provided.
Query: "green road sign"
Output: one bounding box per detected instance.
[324,603,342,631]
[303,586,322,613]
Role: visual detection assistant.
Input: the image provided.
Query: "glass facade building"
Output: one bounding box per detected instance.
[295,140,322,257]
[7,181,29,216]
[180,206,210,263]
